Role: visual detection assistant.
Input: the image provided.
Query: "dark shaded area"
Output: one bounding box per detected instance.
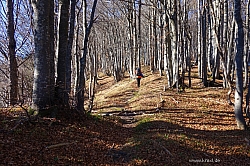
[0,109,133,165]
[0,108,250,165]
[125,120,250,166]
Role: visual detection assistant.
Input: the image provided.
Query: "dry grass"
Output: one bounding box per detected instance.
[1,65,250,165]
[94,66,234,130]
[91,65,250,165]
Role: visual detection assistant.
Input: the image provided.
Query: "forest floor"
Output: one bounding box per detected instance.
[1,66,250,165]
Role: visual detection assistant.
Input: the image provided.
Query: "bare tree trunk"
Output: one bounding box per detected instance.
[49,0,56,109]
[7,0,18,106]
[164,0,177,87]
[88,38,97,113]
[208,0,233,104]
[234,0,247,130]
[163,0,173,88]
[178,0,184,89]
[207,6,212,73]
[138,0,142,69]
[31,0,55,113]
[56,0,70,106]
[66,0,76,107]
[153,0,157,72]
[227,18,235,83]
[202,0,207,87]
[223,0,229,88]
[245,0,250,121]
[214,0,220,80]
[244,0,250,88]
[183,0,189,87]
[74,0,83,99]
[77,0,98,112]
[188,37,192,88]
[210,0,221,83]
[197,0,202,78]
[170,0,178,89]
[128,0,134,77]
[132,0,137,71]
[150,1,155,72]
[159,2,164,76]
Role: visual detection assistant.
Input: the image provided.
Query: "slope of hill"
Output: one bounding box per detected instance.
[94,66,236,130]
[0,66,250,165]
[91,66,250,165]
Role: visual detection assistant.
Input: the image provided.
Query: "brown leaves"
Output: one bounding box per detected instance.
[1,66,250,165]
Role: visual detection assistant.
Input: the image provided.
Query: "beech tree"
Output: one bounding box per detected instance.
[66,0,76,106]
[56,0,70,106]
[127,0,136,77]
[31,0,55,113]
[244,0,250,88]
[138,0,142,69]
[77,0,98,112]
[7,0,18,105]
[234,0,247,130]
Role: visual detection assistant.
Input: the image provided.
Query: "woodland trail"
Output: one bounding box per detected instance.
[89,66,250,165]
[1,66,250,165]
[93,68,172,128]
[93,66,235,130]
[93,75,145,127]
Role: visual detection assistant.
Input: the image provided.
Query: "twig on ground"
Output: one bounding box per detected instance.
[41,117,57,126]
[152,140,173,156]
[45,141,78,149]
[245,138,250,147]
[105,143,115,156]
[19,105,32,122]
[10,117,30,132]
[171,97,179,104]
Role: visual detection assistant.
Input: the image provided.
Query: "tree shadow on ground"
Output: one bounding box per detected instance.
[118,120,250,165]
[0,110,133,165]
[1,109,250,165]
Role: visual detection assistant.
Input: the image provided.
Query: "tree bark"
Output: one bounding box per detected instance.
[234,0,247,130]
[223,0,229,88]
[138,0,142,69]
[202,0,207,87]
[31,0,55,113]
[66,0,76,106]
[7,0,18,105]
[197,0,202,78]
[127,0,134,77]
[244,0,250,88]
[56,0,70,107]
[77,0,98,112]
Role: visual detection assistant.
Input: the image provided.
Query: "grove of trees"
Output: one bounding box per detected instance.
[0,0,250,130]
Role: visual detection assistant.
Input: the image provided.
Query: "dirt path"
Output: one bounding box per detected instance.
[1,66,250,165]
[94,75,147,127]
[89,66,250,165]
